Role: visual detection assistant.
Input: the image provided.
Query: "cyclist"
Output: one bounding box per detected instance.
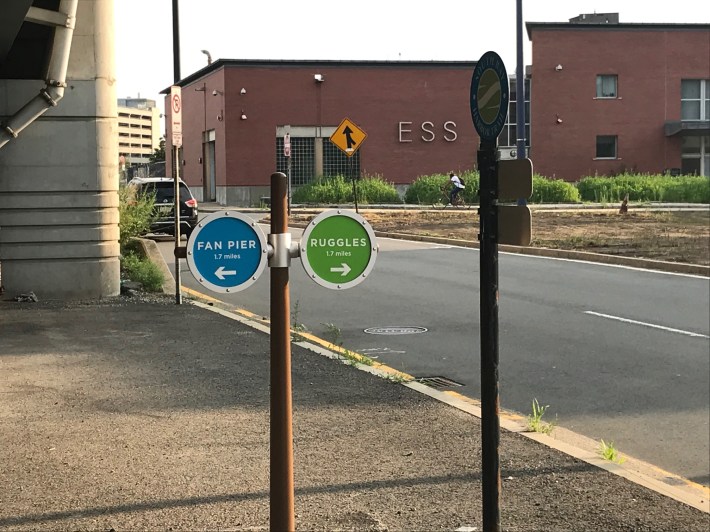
[448,172,465,205]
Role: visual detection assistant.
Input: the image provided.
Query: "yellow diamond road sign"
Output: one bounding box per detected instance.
[330,117,367,157]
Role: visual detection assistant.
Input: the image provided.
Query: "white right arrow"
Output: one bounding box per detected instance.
[330,263,351,276]
[215,266,237,280]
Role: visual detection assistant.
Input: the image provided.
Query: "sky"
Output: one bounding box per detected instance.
[114,0,709,120]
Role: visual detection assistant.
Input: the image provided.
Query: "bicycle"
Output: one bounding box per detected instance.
[435,184,467,209]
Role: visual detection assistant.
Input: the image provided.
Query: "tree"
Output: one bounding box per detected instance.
[149,137,166,164]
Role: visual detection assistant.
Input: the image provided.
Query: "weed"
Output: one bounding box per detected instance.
[526,398,555,435]
[291,300,307,332]
[337,349,373,367]
[120,251,164,292]
[385,372,412,384]
[598,439,626,464]
[322,322,343,348]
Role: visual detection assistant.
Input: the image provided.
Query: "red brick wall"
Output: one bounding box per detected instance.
[530,27,710,181]
[174,62,484,189]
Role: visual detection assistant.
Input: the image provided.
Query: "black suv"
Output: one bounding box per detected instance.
[127,177,199,237]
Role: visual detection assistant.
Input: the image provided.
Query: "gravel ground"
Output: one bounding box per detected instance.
[1,296,708,531]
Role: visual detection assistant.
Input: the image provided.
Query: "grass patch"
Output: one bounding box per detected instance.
[598,439,626,464]
[120,249,164,292]
[526,398,555,435]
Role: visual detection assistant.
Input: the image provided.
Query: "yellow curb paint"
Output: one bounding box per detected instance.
[182,286,269,323]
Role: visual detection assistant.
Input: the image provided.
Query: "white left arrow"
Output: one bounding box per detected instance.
[330,263,351,276]
[215,266,237,280]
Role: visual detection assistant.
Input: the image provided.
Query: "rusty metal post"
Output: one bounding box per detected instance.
[269,172,295,531]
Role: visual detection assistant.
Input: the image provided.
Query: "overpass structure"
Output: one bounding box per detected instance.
[0,0,119,299]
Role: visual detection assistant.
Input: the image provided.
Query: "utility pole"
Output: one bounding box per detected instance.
[172,0,180,82]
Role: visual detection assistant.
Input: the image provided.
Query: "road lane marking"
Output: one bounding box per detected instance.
[585,311,709,338]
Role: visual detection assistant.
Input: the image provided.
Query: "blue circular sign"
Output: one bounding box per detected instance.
[470,51,509,141]
[186,211,267,293]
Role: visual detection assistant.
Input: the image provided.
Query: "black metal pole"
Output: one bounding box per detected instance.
[172,0,181,82]
[479,137,500,532]
[515,0,526,160]
[350,157,359,213]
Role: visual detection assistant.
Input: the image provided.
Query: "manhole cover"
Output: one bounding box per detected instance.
[363,326,428,335]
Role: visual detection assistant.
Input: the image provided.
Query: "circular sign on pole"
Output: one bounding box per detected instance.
[186,211,268,293]
[300,210,378,290]
[470,51,509,141]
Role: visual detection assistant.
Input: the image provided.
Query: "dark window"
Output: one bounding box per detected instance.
[596,136,617,158]
[139,182,192,202]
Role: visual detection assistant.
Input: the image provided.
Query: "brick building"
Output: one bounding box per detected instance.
[165,14,709,206]
[527,15,709,181]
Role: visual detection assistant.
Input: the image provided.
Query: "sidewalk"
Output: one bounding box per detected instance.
[1,294,708,531]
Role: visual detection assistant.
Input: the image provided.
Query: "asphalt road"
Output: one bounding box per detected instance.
[157,222,710,487]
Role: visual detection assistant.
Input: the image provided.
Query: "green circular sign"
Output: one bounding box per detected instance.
[300,210,378,290]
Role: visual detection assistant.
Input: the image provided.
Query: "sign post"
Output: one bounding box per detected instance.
[470,51,509,532]
[183,175,377,526]
[170,85,183,304]
[268,172,296,531]
[329,118,367,213]
[284,129,292,214]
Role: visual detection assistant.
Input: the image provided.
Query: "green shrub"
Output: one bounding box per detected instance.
[531,175,581,203]
[118,185,157,249]
[118,185,164,292]
[356,174,402,203]
[291,174,401,204]
[661,176,710,203]
[120,250,165,292]
[404,174,447,204]
[576,173,709,203]
[404,171,480,204]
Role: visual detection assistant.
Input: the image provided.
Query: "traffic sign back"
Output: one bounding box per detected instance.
[187,211,267,293]
[498,158,533,200]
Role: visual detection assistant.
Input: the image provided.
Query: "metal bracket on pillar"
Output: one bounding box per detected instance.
[268,233,300,268]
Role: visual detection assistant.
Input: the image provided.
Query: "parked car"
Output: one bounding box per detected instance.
[126,177,198,237]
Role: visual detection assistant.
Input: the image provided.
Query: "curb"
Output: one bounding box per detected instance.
[178,286,709,514]
[371,231,710,277]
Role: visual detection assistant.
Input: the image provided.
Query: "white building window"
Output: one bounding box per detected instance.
[681,79,710,120]
[596,75,618,98]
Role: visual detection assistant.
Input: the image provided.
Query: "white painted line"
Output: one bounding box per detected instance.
[585,311,710,339]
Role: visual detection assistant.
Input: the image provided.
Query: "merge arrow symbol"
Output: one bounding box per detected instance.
[330,263,351,276]
[215,266,237,280]
[342,126,356,150]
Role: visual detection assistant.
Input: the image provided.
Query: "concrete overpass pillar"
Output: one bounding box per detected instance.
[0,0,120,299]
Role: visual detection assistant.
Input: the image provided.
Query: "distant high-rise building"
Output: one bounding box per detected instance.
[117,98,161,167]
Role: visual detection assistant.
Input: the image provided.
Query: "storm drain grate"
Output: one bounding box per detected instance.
[416,376,464,389]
